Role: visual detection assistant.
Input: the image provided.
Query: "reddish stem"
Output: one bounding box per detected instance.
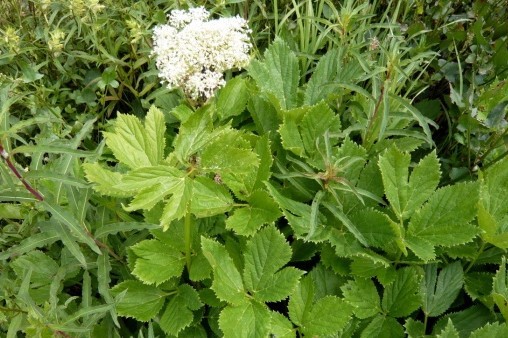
[0,142,44,201]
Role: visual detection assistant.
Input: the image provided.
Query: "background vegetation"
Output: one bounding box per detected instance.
[1,0,507,337]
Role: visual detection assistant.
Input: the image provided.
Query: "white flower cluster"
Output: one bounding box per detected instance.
[152,7,251,101]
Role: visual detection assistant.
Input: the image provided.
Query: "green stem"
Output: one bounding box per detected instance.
[184,212,193,272]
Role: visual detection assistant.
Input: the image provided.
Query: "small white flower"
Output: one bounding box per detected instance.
[152,7,251,101]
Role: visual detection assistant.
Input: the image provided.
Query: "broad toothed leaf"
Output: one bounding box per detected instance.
[111,280,166,321]
[130,239,185,285]
[201,237,246,305]
[248,37,299,110]
[159,284,202,336]
[341,278,381,319]
[382,266,422,318]
[218,301,271,338]
[421,262,463,317]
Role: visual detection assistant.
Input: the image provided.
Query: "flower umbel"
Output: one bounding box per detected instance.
[152,7,251,101]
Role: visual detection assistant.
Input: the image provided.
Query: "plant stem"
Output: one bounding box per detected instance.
[184,212,193,272]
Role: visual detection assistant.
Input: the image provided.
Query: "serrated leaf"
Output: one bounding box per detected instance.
[144,106,166,165]
[436,319,459,338]
[114,165,183,192]
[407,182,479,246]
[248,37,299,110]
[304,48,340,105]
[303,296,353,336]
[159,284,202,336]
[111,280,166,321]
[190,176,233,217]
[361,315,405,338]
[382,266,422,318]
[216,77,249,120]
[493,257,508,321]
[226,190,281,236]
[0,231,59,260]
[255,267,304,302]
[201,237,246,305]
[83,163,128,197]
[219,301,271,338]
[433,305,494,337]
[189,251,212,282]
[405,318,425,338]
[104,112,161,169]
[421,262,463,317]
[172,105,224,163]
[251,135,273,191]
[270,311,296,338]
[379,148,440,221]
[341,278,381,319]
[288,276,314,327]
[243,225,292,292]
[350,208,397,249]
[300,101,341,159]
[160,177,192,229]
[470,322,508,338]
[405,234,435,261]
[41,200,101,254]
[130,239,185,285]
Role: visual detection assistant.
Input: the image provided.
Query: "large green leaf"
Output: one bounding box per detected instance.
[289,276,352,336]
[248,38,300,110]
[342,278,381,319]
[243,225,303,302]
[130,239,186,285]
[159,284,202,336]
[469,322,508,338]
[350,208,397,250]
[218,301,271,338]
[216,77,249,120]
[421,262,463,317]
[110,280,166,321]
[361,315,405,338]
[190,176,233,217]
[201,237,246,305]
[378,147,440,221]
[225,190,281,236]
[493,257,508,321]
[104,106,165,169]
[382,266,422,318]
[407,182,479,249]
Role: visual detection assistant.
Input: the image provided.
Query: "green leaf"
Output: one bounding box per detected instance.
[288,276,314,327]
[110,280,166,321]
[54,221,87,268]
[299,101,342,159]
[304,48,341,105]
[382,266,422,317]
[160,177,192,229]
[130,239,186,285]
[0,231,59,260]
[172,106,223,163]
[303,296,353,336]
[433,305,494,337]
[361,315,405,338]
[407,182,479,247]
[404,234,435,261]
[82,163,128,197]
[248,37,299,110]
[160,284,202,336]
[243,226,302,302]
[421,262,463,317]
[219,301,271,338]
[144,106,166,165]
[493,257,508,321]
[225,190,281,236]
[350,208,397,249]
[190,176,233,217]
[270,311,296,338]
[201,237,246,305]
[104,109,164,169]
[97,251,119,327]
[405,318,425,338]
[216,77,249,120]
[41,200,101,254]
[378,148,440,221]
[115,165,184,193]
[341,278,381,319]
[470,322,508,338]
[437,319,459,338]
